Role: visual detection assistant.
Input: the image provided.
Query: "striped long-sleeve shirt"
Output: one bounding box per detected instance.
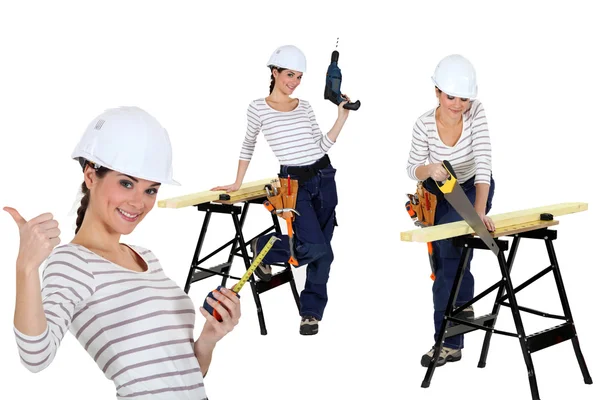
[239,98,334,166]
[406,100,492,185]
[13,243,207,400]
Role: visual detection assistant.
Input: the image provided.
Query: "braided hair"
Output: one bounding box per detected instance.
[75,161,110,234]
[269,66,285,94]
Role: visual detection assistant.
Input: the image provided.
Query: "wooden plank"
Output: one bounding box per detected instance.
[158,177,279,209]
[400,202,587,243]
[490,219,559,238]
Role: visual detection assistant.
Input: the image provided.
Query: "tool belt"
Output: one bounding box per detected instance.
[280,154,331,183]
[406,180,438,227]
[266,177,299,221]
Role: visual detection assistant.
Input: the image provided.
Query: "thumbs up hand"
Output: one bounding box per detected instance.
[3,207,61,272]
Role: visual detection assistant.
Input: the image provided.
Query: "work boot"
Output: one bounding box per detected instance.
[251,238,272,282]
[455,305,475,320]
[421,346,462,367]
[299,315,319,335]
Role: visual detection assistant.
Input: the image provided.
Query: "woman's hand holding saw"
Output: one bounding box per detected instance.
[427,163,450,182]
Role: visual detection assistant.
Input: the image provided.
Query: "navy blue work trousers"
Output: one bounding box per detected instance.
[255,158,338,320]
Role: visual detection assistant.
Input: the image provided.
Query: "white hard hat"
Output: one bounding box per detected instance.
[267,45,307,73]
[71,106,180,185]
[431,54,478,99]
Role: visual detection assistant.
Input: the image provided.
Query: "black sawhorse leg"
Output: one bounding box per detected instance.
[545,235,592,385]
[421,228,592,399]
[182,198,301,335]
[477,234,522,368]
[421,243,474,389]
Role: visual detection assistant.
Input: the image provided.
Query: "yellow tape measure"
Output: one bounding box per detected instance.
[232,236,280,293]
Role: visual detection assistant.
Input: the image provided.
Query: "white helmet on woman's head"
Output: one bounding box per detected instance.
[71,106,180,185]
[267,45,307,73]
[431,54,478,99]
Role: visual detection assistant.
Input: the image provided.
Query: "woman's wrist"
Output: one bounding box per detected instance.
[423,164,432,179]
[195,334,217,355]
[16,259,39,276]
[474,202,486,214]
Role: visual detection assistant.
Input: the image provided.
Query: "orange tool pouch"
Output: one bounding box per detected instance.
[266,188,284,211]
[405,182,439,281]
[414,181,438,227]
[265,178,299,221]
[279,177,299,221]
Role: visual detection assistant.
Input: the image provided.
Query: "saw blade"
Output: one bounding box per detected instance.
[435,161,499,255]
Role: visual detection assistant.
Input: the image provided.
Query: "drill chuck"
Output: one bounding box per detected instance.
[331,50,339,63]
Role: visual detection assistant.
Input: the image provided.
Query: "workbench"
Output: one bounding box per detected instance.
[158,178,300,335]
[401,202,593,399]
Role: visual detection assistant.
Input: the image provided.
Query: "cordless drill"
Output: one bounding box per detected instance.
[324,50,361,110]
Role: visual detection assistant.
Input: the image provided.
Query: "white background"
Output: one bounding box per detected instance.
[1,1,598,399]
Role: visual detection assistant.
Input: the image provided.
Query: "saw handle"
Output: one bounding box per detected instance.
[435,160,458,194]
[442,160,457,178]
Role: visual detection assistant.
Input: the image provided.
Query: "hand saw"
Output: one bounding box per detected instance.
[434,160,499,256]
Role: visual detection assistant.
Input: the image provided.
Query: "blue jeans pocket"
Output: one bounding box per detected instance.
[318,167,338,208]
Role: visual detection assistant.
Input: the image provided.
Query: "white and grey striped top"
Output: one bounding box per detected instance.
[406,100,492,185]
[13,243,207,400]
[239,98,335,166]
